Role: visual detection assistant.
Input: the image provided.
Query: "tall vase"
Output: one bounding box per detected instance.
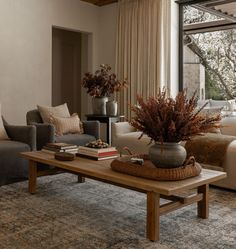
[106,100,118,116]
[92,96,108,115]
[149,142,187,168]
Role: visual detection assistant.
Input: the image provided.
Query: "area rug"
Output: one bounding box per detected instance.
[0,174,235,249]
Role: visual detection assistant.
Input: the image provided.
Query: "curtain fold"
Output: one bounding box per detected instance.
[115,0,171,120]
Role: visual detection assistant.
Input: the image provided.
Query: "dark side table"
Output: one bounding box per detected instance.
[86,115,125,145]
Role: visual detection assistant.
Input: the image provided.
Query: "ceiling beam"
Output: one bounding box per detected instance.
[81,0,117,6]
[193,4,236,22]
[176,0,225,5]
[184,19,236,34]
[205,0,236,7]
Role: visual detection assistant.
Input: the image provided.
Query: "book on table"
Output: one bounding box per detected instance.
[42,143,78,154]
[77,153,119,161]
[77,146,119,160]
[78,146,118,156]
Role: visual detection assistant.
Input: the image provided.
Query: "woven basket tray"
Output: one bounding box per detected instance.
[111,155,202,181]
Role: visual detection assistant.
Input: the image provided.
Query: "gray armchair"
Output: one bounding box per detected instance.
[0,117,36,186]
[26,110,100,149]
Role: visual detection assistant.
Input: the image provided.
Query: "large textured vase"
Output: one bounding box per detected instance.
[149,142,187,168]
[92,96,108,115]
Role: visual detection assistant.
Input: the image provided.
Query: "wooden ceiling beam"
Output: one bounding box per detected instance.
[81,0,117,6]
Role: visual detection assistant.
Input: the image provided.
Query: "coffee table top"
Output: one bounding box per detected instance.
[21,151,226,196]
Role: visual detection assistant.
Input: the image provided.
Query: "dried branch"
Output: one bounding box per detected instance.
[130,90,221,143]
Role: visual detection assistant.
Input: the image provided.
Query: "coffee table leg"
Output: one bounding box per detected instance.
[77,175,85,183]
[197,184,209,219]
[29,160,37,194]
[146,191,160,241]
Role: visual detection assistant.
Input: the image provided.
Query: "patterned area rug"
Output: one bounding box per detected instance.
[0,173,236,249]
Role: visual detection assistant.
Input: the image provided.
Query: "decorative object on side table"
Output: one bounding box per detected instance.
[82,64,128,115]
[130,89,221,168]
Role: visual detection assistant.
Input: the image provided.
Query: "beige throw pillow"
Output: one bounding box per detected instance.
[37,103,70,123]
[0,104,9,140]
[50,113,82,136]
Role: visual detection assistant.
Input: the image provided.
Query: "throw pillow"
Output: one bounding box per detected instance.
[0,104,9,140]
[37,103,70,123]
[50,113,82,136]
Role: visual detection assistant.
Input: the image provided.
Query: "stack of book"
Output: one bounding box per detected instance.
[42,143,78,154]
[78,146,119,160]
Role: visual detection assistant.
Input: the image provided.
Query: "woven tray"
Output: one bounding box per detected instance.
[110,155,202,181]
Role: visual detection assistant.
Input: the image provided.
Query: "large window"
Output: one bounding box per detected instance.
[178,1,236,101]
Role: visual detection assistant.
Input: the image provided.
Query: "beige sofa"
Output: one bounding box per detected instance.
[112,118,236,190]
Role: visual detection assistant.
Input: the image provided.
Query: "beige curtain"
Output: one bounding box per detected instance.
[115,0,171,120]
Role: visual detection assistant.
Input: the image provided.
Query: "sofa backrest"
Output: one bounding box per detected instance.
[26,109,43,125]
[220,117,236,136]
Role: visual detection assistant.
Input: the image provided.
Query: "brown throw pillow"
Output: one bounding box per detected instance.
[0,104,9,140]
[50,113,83,136]
[37,103,70,123]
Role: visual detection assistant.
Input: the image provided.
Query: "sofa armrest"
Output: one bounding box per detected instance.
[82,121,100,140]
[31,122,55,150]
[112,122,136,137]
[4,125,36,151]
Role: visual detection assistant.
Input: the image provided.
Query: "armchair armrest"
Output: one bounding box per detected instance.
[82,121,100,139]
[31,122,55,150]
[4,124,36,151]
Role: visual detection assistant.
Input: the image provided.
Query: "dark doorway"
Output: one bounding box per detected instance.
[52,27,89,116]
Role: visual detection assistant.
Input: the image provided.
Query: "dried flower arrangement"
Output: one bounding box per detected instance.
[82,64,128,97]
[130,89,221,143]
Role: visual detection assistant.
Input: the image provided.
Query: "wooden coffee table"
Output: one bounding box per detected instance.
[21,151,226,242]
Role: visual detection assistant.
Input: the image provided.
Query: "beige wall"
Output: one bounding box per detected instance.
[0,0,105,124]
[0,0,178,125]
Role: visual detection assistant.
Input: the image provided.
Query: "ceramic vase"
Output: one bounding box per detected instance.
[149,142,187,168]
[92,96,108,115]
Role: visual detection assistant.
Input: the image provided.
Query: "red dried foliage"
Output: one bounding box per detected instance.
[82,64,128,97]
[130,90,221,143]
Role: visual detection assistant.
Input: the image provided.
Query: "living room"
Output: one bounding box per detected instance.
[0,0,236,248]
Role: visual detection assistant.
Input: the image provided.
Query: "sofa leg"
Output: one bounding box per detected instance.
[77,175,85,183]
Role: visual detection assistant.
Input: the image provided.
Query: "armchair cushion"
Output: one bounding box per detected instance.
[50,113,82,136]
[37,103,70,123]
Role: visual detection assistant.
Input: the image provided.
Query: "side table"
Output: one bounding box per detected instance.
[86,114,125,145]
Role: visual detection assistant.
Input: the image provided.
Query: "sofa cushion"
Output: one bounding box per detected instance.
[37,103,70,123]
[56,134,96,147]
[0,140,30,185]
[0,104,9,140]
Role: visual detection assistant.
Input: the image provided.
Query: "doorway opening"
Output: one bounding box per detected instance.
[52,27,91,118]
